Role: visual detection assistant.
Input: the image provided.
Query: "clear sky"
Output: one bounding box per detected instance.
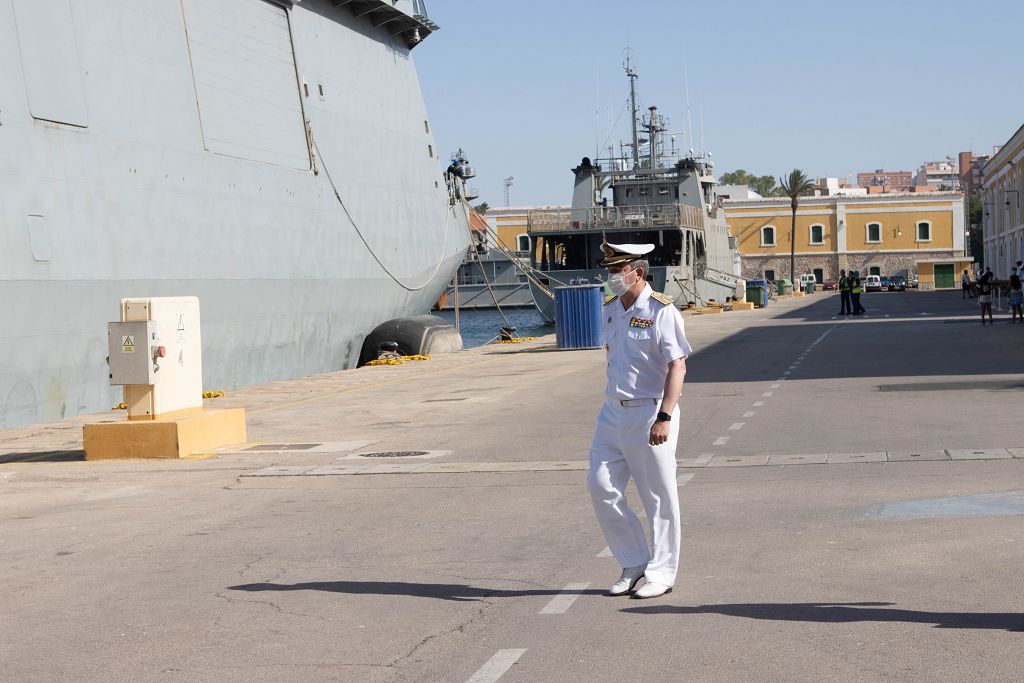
[415,0,1024,206]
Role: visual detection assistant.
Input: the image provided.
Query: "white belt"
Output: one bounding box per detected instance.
[615,398,658,407]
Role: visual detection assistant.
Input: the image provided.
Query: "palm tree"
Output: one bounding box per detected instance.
[778,169,816,283]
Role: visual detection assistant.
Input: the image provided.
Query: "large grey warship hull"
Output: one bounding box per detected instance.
[0,0,470,428]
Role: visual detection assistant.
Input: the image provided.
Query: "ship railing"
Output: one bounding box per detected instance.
[527,203,705,234]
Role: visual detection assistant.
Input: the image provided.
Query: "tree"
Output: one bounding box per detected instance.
[968,196,983,262]
[472,202,489,215]
[778,169,816,282]
[720,169,779,196]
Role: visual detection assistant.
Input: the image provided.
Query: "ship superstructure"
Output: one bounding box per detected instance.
[0,0,470,428]
[527,58,738,322]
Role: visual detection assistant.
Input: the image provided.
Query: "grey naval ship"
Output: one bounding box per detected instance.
[0,0,471,429]
[528,59,740,322]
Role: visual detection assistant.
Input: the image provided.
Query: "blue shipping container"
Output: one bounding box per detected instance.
[554,285,604,350]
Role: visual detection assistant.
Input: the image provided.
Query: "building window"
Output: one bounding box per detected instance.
[869,266,881,276]
[764,269,776,281]
[516,234,530,253]
[809,224,824,245]
[916,221,932,242]
[866,223,882,243]
[813,268,823,284]
[760,226,776,247]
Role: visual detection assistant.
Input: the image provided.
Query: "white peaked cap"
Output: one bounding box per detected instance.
[600,241,655,266]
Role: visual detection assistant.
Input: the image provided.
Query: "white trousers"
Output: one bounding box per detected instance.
[587,401,681,586]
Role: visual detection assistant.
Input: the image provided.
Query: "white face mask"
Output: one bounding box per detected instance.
[607,269,638,296]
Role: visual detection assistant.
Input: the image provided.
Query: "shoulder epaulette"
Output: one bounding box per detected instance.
[650,291,674,306]
[603,296,618,307]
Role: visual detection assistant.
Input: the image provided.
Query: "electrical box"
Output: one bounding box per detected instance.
[107,296,203,420]
[107,321,158,385]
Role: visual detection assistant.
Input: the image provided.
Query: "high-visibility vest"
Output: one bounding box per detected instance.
[839,276,850,291]
[851,277,862,293]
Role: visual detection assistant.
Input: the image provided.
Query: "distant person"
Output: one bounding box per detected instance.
[1009,272,1023,323]
[589,241,691,600]
[850,270,866,315]
[837,269,851,315]
[978,268,994,324]
[962,270,972,299]
[446,159,464,179]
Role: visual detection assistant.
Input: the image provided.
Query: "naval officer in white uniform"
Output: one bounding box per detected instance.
[588,242,692,599]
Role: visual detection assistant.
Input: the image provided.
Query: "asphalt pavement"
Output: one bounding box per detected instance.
[1,289,1022,681]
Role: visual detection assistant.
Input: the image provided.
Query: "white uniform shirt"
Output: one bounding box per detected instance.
[603,284,693,401]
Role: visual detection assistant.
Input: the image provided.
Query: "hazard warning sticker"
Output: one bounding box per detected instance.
[122,335,135,353]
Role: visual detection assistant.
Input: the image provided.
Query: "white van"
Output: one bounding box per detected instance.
[799,273,817,291]
[864,275,882,292]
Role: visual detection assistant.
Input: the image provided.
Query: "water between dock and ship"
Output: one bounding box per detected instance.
[435,308,554,349]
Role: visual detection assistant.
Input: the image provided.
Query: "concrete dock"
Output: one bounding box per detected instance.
[2,291,1022,681]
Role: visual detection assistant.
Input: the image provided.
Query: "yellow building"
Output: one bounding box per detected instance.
[981,123,1024,276]
[484,206,568,256]
[724,192,967,289]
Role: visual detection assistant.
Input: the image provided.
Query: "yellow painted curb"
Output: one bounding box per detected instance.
[731,302,755,310]
[83,408,247,460]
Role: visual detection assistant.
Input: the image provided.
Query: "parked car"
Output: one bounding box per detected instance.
[865,275,882,292]
[880,276,891,289]
[888,276,907,291]
[908,276,919,288]
[798,273,817,292]
[822,280,838,291]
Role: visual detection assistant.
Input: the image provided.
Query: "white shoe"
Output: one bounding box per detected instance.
[631,581,673,599]
[608,566,646,596]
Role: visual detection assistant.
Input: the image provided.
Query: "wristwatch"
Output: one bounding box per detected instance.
[656,411,672,422]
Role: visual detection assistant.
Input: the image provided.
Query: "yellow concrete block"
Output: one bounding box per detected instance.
[794,291,806,297]
[83,408,247,460]
[730,301,755,310]
[696,307,724,314]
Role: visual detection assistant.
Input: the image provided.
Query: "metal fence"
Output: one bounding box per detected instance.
[527,203,706,234]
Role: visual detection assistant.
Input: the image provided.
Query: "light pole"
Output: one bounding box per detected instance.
[503,177,514,207]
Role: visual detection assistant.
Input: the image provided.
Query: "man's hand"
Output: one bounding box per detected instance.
[649,420,670,446]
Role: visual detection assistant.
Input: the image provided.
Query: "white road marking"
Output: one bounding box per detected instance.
[788,365,797,370]
[597,546,613,557]
[729,422,745,431]
[467,649,528,683]
[713,436,730,446]
[695,452,715,466]
[677,472,695,486]
[763,392,774,397]
[539,583,590,614]
[770,384,781,389]
[884,314,890,318]
[782,371,791,376]
[743,411,755,418]
[753,401,765,407]
[809,325,837,347]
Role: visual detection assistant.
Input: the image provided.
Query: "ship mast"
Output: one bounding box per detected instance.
[624,52,640,171]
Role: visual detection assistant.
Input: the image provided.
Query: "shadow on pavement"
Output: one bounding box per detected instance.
[0,450,84,464]
[685,291,1024,383]
[620,601,1024,631]
[228,581,605,602]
